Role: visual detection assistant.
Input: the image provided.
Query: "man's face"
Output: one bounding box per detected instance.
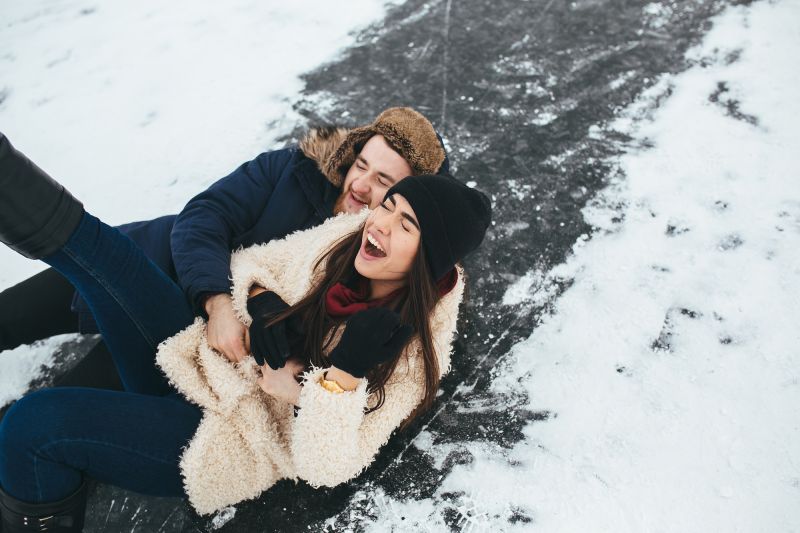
[333,134,413,214]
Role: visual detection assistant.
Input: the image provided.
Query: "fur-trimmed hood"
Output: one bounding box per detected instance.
[298,107,448,188]
[298,125,351,187]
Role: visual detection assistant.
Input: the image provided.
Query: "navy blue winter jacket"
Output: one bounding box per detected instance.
[72,143,340,333]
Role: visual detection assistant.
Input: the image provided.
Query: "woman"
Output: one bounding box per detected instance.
[0,133,491,531]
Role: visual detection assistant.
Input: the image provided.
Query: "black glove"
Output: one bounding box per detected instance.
[329,308,414,378]
[247,291,290,369]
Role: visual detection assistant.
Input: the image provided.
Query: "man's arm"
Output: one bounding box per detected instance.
[171,148,295,362]
[171,148,295,311]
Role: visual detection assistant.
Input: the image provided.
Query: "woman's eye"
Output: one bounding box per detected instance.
[377,177,391,187]
[380,202,391,211]
[357,163,366,170]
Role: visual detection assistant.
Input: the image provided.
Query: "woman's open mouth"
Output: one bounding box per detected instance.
[363,232,387,258]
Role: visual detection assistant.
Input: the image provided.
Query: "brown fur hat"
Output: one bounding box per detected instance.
[321,107,445,186]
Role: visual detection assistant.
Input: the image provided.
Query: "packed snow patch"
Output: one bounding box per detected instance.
[210,506,236,530]
[346,0,800,531]
[0,334,80,407]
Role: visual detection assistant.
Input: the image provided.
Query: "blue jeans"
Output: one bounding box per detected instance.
[0,213,204,503]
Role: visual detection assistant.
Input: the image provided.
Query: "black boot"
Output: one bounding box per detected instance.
[0,133,84,260]
[0,481,88,532]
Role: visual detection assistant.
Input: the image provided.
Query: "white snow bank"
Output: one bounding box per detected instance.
[357,1,800,531]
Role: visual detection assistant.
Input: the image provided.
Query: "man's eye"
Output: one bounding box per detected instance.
[377,177,391,187]
[357,163,366,170]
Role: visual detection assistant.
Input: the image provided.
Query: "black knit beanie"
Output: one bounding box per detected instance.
[385,174,492,281]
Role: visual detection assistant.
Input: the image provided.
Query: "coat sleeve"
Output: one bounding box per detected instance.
[155,318,258,415]
[289,364,423,488]
[289,268,465,488]
[226,240,295,323]
[226,211,368,323]
[170,148,295,314]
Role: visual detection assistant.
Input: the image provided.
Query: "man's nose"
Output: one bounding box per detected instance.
[351,175,371,194]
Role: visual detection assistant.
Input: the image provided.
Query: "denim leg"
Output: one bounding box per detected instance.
[42,212,196,396]
[0,387,202,503]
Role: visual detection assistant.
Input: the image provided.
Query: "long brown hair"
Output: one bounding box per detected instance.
[268,222,443,431]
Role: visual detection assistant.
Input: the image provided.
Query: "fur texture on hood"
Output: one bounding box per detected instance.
[298,126,351,187]
[300,108,446,187]
[155,211,465,515]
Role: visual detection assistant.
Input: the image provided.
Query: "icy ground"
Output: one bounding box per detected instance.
[2,0,799,531]
[329,1,800,531]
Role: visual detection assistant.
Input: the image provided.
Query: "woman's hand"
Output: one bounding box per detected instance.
[329,308,414,378]
[256,358,304,406]
[247,290,291,369]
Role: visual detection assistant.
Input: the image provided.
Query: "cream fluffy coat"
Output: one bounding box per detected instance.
[155,211,465,515]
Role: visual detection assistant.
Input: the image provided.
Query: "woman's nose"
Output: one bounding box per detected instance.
[373,213,391,234]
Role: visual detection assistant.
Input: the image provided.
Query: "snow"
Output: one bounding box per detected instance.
[0,334,79,407]
[2,0,799,530]
[0,0,399,290]
[210,506,236,530]
[349,0,800,531]
[0,0,400,405]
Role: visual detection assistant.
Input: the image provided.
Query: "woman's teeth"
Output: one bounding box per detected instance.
[366,233,387,257]
[367,233,385,253]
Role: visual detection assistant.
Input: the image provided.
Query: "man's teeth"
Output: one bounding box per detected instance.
[367,233,385,254]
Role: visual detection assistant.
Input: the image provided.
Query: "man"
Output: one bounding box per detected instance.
[0,107,448,389]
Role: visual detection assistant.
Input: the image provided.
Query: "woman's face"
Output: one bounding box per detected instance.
[354,193,421,299]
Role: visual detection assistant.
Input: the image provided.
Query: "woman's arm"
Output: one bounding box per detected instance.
[248,286,267,298]
[289,358,425,488]
[323,366,360,391]
[289,267,466,487]
[255,361,359,405]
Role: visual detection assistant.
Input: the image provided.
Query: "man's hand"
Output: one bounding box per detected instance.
[257,358,305,406]
[205,293,249,363]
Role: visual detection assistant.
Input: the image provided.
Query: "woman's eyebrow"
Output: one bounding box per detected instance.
[387,196,420,230]
[402,212,420,230]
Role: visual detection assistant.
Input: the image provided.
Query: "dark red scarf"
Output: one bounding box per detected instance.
[325,268,459,319]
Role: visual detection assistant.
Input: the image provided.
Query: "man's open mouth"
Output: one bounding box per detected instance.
[350,192,368,207]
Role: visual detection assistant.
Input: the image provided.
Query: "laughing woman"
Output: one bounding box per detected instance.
[0,133,490,531]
